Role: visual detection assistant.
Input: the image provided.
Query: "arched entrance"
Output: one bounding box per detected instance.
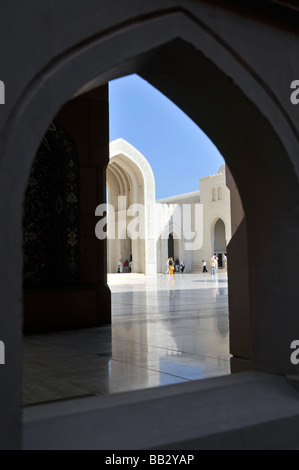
[168,234,181,264]
[168,234,174,260]
[158,224,184,274]
[107,139,157,275]
[5,23,297,374]
[214,219,226,268]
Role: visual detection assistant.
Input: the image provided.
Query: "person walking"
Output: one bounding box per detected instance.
[124,260,129,273]
[169,257,175,277]
[118,260,124,273]
[181,260,185,274]
[202,260,208,273]
[165,258,170,275]
[210,256,217,276]
[175,259,180,273]
[129,260,133,273]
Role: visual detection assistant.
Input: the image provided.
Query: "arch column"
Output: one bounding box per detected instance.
[54,86,111,327]
[108,140,157,276]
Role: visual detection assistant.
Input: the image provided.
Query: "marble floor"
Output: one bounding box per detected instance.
[23,273,231,406]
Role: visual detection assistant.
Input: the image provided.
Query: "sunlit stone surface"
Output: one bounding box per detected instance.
[23,273,231,406]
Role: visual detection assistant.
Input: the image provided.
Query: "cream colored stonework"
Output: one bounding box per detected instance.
[107,139,157,275]
[107,140,231,274]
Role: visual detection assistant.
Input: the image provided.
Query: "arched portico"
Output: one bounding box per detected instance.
[1,12,295,371]
[211,216,230,252]
[107,139,157,275]
[213,218,227,268]
[159,224,185,273]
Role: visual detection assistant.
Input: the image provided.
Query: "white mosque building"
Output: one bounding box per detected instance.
[106,139,232,274]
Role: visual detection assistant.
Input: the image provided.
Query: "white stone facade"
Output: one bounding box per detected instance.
[156,166,231,273]
[107,139,157,276]
[107,140,231,274]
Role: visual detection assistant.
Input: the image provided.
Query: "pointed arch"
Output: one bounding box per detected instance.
[107,139,157,275]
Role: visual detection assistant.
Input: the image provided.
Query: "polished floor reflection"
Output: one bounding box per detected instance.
[23,273,231,406]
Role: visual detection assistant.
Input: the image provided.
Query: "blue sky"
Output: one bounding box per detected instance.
[109,74,224,200]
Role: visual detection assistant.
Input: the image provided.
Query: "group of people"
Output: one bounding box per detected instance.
[118,259,133,273]
[117,254,227,275]
[202,254,227,275]
[166,258,185,276]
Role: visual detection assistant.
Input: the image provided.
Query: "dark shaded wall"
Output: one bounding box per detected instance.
[23,85,111,332]
[226,166,245,238]
[226,166,252,372]
[228,219,252,372]
[0,0,299,451]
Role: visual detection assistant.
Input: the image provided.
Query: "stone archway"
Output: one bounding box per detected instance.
[168,234,174,260]
[167,233,181,263]
[107,139,157,275]
[159,224,185,273]
[214,218,227,268]
[3,16,297,372]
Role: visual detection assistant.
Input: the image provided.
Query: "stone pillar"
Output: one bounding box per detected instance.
[58,85,111,327]
[226,166,252,372]
[96,162,111,324]
[228,219,253,372]
[132,238,140,273]
[24,84,111,331]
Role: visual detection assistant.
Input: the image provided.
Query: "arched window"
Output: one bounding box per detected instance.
[218,187,222,200]
[214,219,226,252]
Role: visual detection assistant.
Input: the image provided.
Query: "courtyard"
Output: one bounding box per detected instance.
[23,273,231,406]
